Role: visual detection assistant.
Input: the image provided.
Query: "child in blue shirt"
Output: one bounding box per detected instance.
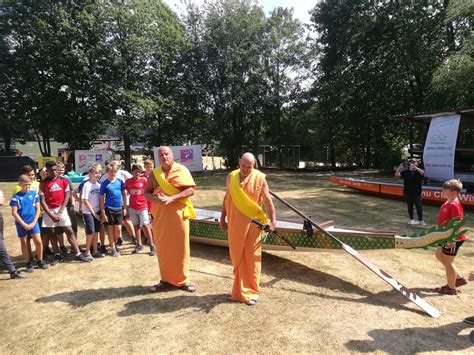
[10,175,49,272]
[100,161,127,257]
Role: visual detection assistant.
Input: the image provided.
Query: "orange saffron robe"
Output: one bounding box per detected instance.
[151,163,196,287]
[225,169,267,302]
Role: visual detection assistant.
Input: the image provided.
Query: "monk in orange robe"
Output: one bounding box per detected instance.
[145,146,197,292]
[220,152,276,305]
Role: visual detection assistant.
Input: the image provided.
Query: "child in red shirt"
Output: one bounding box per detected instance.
[434,179,468,295]
[125,164,155,256]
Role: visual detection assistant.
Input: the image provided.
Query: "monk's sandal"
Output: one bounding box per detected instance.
[180,284,196,293]
[246,298,259,306]
[149,281,172,292]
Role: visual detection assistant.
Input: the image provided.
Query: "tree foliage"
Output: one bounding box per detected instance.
[98,0,184,169]
[1,1,110,155]
[309,0,465,168]
[0,0,471,168]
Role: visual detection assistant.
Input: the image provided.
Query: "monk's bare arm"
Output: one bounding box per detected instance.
[144,173,158,202]
[170,186,195,201]
[145,172,195,205]
[159,186,195,205]
[261,179,276,231]
[219,175,230,232]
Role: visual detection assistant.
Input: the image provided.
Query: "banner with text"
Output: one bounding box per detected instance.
[153,145,203,172]
[423,114,460,182]
[75,150,113,174]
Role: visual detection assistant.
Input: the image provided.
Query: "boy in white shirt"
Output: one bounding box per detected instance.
[81,163,104,260]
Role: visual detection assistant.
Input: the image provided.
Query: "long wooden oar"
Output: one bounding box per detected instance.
[270,190,440,318]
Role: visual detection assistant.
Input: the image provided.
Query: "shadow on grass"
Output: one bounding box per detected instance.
[261,253,372,296]
[191,243,372,297]
[345,322,473,353]
[278,287,430,317]
[191,243,442,316]
[117,293,228,317]
[35,285,148,308]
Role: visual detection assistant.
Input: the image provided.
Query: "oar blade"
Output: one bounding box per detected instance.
[341,244,440,318]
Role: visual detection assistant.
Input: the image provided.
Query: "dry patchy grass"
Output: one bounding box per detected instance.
[0,171,473,354]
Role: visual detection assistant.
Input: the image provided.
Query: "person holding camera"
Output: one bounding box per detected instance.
[395,158,426,226]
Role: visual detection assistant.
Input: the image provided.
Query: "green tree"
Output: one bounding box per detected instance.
[99,0,184,169]
[181,0,268,168]
[168,2,212,147]
[430,0,474,108]
[0,17,32,153]
[261,7,309,168]
[0,1,110,156]
[310,0,447,168]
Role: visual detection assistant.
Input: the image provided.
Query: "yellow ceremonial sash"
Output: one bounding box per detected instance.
[153,166,196,219]
[229,169,269,224]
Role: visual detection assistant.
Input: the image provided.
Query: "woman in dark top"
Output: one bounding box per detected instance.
[395,158,426,226]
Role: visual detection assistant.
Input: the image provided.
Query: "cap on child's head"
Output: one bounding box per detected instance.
[442,179,462,192]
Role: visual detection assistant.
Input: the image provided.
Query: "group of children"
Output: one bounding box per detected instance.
[4,159,157,278]
[0,161,469,299]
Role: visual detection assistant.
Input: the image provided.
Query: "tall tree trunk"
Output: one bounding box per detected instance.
[34,128,51,157]
[1,126,12,153]
[409,73,424,112]
[34,130,45,157]
[46,135,51,157]
[444,0,456,52]
[123,133,131,171]
[329,130,336,168]
[275,61,283,169]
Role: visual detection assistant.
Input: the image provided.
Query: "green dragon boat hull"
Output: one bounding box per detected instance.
[191,209,465,251]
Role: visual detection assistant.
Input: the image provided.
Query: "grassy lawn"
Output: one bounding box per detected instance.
[0,170,472,353]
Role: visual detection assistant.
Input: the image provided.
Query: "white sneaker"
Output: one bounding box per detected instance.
[407,219,417,225]
[419,220,427,227]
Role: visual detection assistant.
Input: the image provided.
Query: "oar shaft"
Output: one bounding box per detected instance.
[269,190,344,245]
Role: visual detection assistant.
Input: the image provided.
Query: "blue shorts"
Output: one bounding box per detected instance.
[83,213,102,235]
[16,222,40,238]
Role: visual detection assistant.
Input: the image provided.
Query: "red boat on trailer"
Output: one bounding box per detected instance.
[330,176,474,210]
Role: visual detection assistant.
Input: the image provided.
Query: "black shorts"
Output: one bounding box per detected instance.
[442,241,464,256]
[105,207,123,226]
[83,213,101,234]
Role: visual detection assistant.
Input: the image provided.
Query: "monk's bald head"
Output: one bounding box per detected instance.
[241,152,256,164]
[239,152,256,177]
[158,146,174,170]
[158,146,172,156]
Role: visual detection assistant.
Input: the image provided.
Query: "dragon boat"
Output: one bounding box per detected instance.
[191,208,465,252]
[330,176,474,209]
